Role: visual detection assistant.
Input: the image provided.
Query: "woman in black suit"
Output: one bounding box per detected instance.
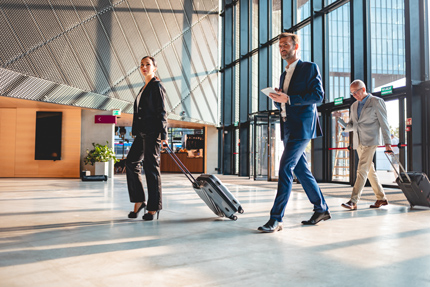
[126,56,168,220]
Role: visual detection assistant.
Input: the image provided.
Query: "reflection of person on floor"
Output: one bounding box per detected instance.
[341,80,393,210]
[258,32,330,233]
[391,134,400,182]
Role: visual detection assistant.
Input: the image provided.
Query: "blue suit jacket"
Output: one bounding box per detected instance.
[275,60,324,140]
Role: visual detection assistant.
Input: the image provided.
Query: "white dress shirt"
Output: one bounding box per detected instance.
[281,59,299,120]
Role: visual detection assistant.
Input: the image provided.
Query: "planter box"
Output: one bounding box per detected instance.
[95,162,108,176]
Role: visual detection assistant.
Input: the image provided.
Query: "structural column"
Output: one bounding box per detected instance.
[405,0,428,173]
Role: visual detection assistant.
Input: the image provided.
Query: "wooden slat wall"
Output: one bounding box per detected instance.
[0,108,81,178]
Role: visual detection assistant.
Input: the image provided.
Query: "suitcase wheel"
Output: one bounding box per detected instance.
[229,215,238,221]
[238,206,244,214]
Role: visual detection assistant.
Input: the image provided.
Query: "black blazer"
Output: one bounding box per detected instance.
[132,77,168,140]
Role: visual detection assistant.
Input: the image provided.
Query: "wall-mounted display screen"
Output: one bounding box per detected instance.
[35,112,62,161]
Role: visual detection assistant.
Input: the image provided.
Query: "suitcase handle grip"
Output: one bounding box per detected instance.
[163,144,199,187]
[384,151,411,183]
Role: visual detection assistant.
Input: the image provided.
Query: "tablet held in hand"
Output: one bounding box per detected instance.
[261,87,279,97]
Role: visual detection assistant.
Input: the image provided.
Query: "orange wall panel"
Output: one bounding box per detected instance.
[9,108,81,178]
[14,109,38,176]
[0,109,17,177]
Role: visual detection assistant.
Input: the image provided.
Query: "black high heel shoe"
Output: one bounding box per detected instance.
[142,211,160,221]
[128,202,146,218]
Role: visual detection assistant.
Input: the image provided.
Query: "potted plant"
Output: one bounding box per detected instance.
[84,141,119,176]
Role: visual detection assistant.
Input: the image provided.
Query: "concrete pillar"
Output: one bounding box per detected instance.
[81,110,115,178]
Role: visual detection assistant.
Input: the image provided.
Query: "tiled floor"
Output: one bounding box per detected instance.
[0,174,429,287]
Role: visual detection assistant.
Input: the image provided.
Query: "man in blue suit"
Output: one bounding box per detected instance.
[258,32,330,233]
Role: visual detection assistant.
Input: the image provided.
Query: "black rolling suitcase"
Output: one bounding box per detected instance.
[385,151,430,208]
[164,146,244,220]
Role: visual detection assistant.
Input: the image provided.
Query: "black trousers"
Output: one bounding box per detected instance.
[126,132,162,211]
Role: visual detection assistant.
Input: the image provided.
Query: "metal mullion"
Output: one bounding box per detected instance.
[317,0,350,15]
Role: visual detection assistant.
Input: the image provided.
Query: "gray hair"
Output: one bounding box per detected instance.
[350,79,366,89]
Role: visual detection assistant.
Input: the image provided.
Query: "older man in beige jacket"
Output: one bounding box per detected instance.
[341,80,393,210]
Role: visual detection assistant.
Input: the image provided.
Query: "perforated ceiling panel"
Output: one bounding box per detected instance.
[0,0,219,125]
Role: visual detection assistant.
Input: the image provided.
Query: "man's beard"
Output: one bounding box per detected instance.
[281,50,295,61]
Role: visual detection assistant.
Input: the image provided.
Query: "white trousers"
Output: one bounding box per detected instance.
[350,144,387,203]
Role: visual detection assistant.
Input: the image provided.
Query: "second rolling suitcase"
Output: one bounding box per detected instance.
[385,151,430,208]
[164,146,244,220]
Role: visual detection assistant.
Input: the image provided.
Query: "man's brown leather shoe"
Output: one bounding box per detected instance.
[341,200,357,210]
[370,200,388,208]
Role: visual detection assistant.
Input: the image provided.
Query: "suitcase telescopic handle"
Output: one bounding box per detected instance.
[163,144,199,187]
[384,151,411,183]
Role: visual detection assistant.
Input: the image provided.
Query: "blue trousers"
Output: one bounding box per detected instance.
[270,138,329,222]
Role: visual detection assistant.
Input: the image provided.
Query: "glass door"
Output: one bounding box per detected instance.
[233,128,239,175]
[268,114,282,181]
[331,109,351,182]
[374,98,407,185]
[254,115,269,180]
[249,120,254,179]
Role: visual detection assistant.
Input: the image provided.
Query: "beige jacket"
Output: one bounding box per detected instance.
[344,94,391,149]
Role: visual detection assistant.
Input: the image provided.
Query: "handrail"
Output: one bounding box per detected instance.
[328,144,407,151]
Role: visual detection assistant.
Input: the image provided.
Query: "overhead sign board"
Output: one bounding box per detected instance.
[95,115,117,124]
[381,86,393,95]
[334,97,343,106]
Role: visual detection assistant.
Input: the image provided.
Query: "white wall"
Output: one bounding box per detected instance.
[81,110,115,178]
[205,126,219,174]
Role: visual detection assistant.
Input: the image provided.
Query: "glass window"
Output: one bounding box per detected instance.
[297,0,311,22]
[234,2,240,60]
[272,43,282,89]
[167,128,203,152]
[298,25,311,62]
[327,4,351,103]
[252,0,259,50]
[272,0,282,38]
[235,65,240,122]
[114,126,133,161]
[251,53,259,113]
[234,3,240,123]
[370,0,406,92]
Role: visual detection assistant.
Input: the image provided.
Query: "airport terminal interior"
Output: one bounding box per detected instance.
[1,0,430,286]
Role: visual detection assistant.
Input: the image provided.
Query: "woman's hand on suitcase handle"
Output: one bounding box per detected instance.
[161,139,168,148]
